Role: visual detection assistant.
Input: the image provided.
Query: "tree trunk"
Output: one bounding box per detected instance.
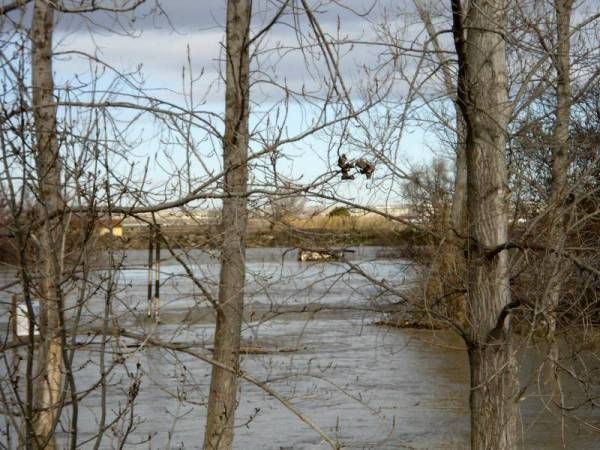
[31,1,63,449]
[468,345,518,449]
[452,0,519,448]
[543,0,573,387]
[203,1,251,449]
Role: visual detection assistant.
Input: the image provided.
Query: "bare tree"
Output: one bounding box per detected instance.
[30,2,63,447]
[452,1,519,448]
[541,0,574,392]
[203,1,251,449]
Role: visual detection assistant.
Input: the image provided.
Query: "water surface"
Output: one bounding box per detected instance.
[0,247,599,449]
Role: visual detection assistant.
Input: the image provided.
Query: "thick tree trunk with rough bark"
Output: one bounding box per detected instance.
[30,2,63,449]
[203,1,251,449]
[468,344,518,449]
[452,0,519,448]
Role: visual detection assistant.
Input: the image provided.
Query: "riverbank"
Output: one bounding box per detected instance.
[96,217,431,253]
[0,214,432,265]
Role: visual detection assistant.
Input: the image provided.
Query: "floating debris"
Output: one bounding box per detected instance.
[297,248,354,262]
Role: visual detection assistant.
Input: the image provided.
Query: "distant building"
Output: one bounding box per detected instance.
[96,217,124,237]
[120,209,220,230]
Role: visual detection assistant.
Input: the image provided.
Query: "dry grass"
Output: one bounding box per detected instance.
[286,214,400,233]
[62,213,427,251]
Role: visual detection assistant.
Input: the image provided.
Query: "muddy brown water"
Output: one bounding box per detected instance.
[1,247,599,449]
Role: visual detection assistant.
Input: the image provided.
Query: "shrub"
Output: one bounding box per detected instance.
[328,207,351,218]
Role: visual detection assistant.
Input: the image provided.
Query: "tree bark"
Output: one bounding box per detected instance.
[31,1,63,449]
[544,0,573,386]
[468,345,518,449]
[550,1,572,210]
[203,1,251,449]
[452,0,519,448]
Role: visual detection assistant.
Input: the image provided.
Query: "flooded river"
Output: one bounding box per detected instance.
[1,247,599,449]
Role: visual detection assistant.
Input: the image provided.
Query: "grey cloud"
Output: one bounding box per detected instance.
[52,0,379,34]
[53,1,398,105]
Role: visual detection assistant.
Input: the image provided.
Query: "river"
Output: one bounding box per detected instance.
[0,247,599,449]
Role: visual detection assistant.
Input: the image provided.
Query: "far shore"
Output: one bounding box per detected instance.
[96,217,431,259]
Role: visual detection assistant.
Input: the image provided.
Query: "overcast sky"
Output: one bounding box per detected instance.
[7,0,600,208]
[4,0,436,207]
